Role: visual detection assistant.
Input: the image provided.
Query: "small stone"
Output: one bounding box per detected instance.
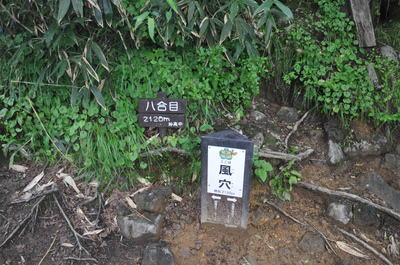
[251,110,268,122]
[326,140,344,165]
[117,213,164,241]
[251,133,264,149]
[115,203,132,216]
[277,107,298,122]
[326,198,352,225]
[141,243,175,265]
[380,46,399,62]
[134,186,172,213]
[299,232,325,253]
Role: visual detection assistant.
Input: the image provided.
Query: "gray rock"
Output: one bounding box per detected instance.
[276,107,298,122]
[141,243,175,265]
[343,135,390,158]
[395,144,400,155]
[251,132,264,149]
[298,232,325,253]
[326,198,353,225]
[250,110,268,122]
[380,46,399,62]
[385,153,400,168]
[324,121,345,142]
[134,186,172,213]
[326,140,344,165]
[352,202,380,227]
[116,203,132,216]
[278,247,291,255]
[117,213,164,241]
[362,173,400,212]
[367,65,380,89]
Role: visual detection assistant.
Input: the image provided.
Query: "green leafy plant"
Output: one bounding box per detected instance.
[121,0,293,60]
[253,157,274,183]
[269,159,302,201]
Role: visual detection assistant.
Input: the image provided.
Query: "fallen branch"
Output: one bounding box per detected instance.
[264,199,307,227]
[295,181,400,222]
[11,185,60,204]
[258,149,314,161]
[64,256,98,262]
[0,195,46,248]
[53,194,91,255]
[285,110,311,148]
[38,234,57,265]
[338,227,393,265]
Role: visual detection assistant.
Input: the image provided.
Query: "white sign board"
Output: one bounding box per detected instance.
[207,145,246,198]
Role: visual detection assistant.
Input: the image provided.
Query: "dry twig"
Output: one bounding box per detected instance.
[264,199,307,227]
[285,110,311,148]
[338,227,393,265]
[64,256,98,262]
[258,149,314,161]
[0,195,46,248]
[38,235,57,265]
[53,194,91,255]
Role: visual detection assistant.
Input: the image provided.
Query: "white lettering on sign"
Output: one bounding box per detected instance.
[145,102,156,111]
[169,101,179,111]
[207,146,246,198]
[157,101,168,111]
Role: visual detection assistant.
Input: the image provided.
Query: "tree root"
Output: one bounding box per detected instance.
[0,195,46,248]
[338,227,393,265]
[53,194,92,255]
[285,110,311,148]
[258,149,314,161]
[295,181,400,221]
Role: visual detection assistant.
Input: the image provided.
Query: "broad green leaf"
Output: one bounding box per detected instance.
[90,85,106,110]
[57,60,68,81]
[166,10,172,21]
[93,5,103,27]
[82,57,99,81]
[188,2,195,22]
[91,42,109,71]
[230,2,239,19]
[0,108,7,118]
[274,0,293,19]
[245,39,259,57]
[243,0,258,7]
[264,16,274,43]
[71,0,83,17]
[129,152,138,162]
[148,17,155,42]
[199,17,209,37]
[254,0,273,16]
[66,26,78,44]
[200,124,213,131]
[134,12,150,30]
[290,170,302,178]
[255,168,267,182]
[102,0,113,27]
[257,13,267,28]
[166,0,178,12]
[220,18,233,43]
[58,0,71,23]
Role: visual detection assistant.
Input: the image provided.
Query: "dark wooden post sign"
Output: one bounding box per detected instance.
[200,130,254,229]
[138,92,186,138]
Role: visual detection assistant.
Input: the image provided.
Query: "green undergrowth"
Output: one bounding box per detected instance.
[282,0,400,128]
[0,45,268,188]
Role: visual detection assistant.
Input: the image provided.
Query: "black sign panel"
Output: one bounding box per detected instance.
[138,98,186,114]
[138,114,185,128]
